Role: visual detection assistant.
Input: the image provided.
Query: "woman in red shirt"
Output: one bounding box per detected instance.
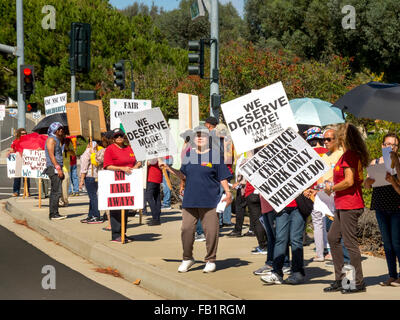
[103,128,142,242]
[324,123,369,294]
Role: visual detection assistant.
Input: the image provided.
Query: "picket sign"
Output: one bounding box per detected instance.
[7,153,22,178]
[120,107,177,162]
[221,82,298,155]
[239,128,329,212]
[44,93,67,116]
[110,99,151,130]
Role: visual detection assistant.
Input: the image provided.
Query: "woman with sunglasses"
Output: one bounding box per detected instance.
[365,133,400,287]
[103,128,142,242]
[165,125,233,273]
[8,128,30,196]
[324,123,369,294]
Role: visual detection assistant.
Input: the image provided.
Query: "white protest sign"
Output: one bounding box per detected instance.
[178,93,199,132]
[32,110,42,120]
[221,82,298,154]
[0,105,5,120]
[110,99,151,130]
[120,107,177,161]
[44,93,67,116]
[7,153,22,178]
[98,169,144,210]
[240,128,329,212]
[367,163,391,187]
[21,149,49,179]
[382,147,396,175]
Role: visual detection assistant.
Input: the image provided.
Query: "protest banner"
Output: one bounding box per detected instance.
[98,169,144,210]
[21,149,48,179]
[239,127,329,212]
[120,107,177,161]
[221,81,298,154]
[66,101,102,140]
[7,153,22,178]
[110,99,151,130]
[178,93,199,132]
[44,93,67,116]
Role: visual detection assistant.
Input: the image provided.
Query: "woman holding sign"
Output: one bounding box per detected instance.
[324,123,369,294]
[364,133,400,287]
[103,128,142,242]
[165,125,233,273]
[9,128,30,196]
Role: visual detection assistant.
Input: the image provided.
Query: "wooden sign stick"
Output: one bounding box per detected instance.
[38,178,42,208]
[89,120,94,176]
[23,177,27,198]
[121,209,125,244]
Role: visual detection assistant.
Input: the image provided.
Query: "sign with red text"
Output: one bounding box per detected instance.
[98,169,144,210]
[21,149,49,179]
[120,107,177,161]
[221,82,298,154]
[239,128,329,212]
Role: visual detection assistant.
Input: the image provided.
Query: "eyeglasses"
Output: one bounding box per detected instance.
[383,143,398,147]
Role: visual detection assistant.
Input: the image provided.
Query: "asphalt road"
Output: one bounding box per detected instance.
[0,224,128,300]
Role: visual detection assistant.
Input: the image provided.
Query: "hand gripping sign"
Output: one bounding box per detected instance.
[239,128,329,212]
[221,82,298,155]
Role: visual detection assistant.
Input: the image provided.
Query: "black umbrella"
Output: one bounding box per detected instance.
[32,113,69,134]
[333,82,400,122]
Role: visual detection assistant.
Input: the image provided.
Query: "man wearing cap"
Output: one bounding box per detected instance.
[44,122,66,220]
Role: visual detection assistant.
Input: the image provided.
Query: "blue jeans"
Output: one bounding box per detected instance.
[326,217,350,263]
[376,210,400,279]
[272,207,305,277]
[219,185,232,225]
[69,165,79,193]
[85,177,100,219]
[196,220,204,235]
[161,174,171,207]
[13,178,30,194]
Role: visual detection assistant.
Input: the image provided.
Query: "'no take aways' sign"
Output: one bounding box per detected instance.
[221,82,298,154]
[239,128,329,212]
[120,107,177,161]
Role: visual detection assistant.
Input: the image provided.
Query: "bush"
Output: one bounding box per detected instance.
[357,208,384,257]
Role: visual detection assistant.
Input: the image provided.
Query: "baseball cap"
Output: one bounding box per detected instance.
[112,128,125,137]
[306,127,323,141]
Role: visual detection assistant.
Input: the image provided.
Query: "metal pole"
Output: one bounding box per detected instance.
[71,75,76,102]
[16,0,25,129]
[209,0,219,119]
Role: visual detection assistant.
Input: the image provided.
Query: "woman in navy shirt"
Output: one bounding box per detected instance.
[166,125,232,273]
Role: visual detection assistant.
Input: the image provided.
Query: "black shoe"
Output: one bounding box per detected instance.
[87,217,103,224]
[80,217,90,223]
[50,213,66,221]
[323,280,343,292]
[228,230,242,237]
[243,231,255,237]
[148,219,161,226]
[341,282,367,294]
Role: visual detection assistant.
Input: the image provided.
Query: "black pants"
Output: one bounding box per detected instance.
[45,167,62,218]
[246,193,267,249]
[233,189,246,233]
[145,182,161,221]
[110,210,128,240]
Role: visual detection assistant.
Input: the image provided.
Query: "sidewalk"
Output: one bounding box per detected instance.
[3,195,398,300]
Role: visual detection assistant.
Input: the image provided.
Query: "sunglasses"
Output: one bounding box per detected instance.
[323,138,334,142]
[114,134,124,139]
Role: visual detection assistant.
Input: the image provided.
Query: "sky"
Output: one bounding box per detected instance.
[108,0,244,17]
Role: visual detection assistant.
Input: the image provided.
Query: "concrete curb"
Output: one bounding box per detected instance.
[5,198,239,300]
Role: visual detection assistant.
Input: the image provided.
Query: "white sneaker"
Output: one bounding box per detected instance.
[203,261,216,273]
[178,259,195,273]
[260,272,283,285]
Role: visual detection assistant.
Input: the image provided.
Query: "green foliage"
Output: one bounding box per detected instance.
[244,0,400,82]
[75,136,88,157]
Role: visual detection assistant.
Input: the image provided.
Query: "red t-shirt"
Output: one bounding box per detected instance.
[246,183,297,207]
[147,163,163,184]
[103,144,136,169]
[70,155,77,166]
[244,182,255,198]
[333,150,364,210]
[314,147,328,156]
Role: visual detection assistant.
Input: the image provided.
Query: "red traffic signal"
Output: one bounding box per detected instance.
[20,64,35,98]
[23,68,32,76]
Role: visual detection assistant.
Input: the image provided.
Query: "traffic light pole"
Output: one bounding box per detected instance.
[71,73,76,102]
[209,0,219,119]
[16,0,25,129]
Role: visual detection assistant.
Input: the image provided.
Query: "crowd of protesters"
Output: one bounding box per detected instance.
[8,116,400,293]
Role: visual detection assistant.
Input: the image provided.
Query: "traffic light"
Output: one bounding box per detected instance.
[20,64,35,99]
[188,39,204,78]
[113,60,125,90]
[26,102,37,113]
[69,22,91,74]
